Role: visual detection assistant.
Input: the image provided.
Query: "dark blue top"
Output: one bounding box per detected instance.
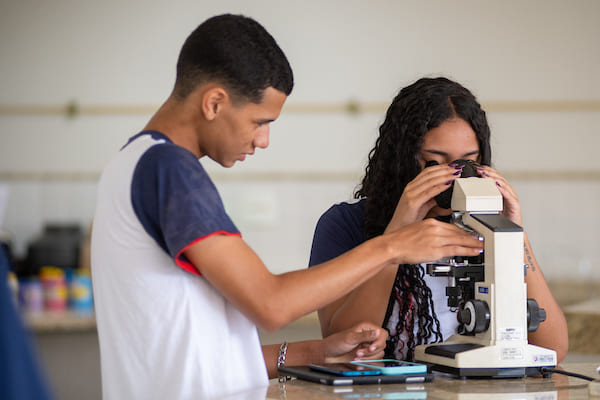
[0,246,53,400]
[308,200,458,359]
[308,199,399,345]
[309,200,366,267]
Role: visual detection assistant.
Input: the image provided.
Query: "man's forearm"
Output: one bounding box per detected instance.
[262,341,323,379]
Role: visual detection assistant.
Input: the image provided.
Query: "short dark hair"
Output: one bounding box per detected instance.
[173,14,294,103]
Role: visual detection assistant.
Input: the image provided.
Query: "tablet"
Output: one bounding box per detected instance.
[278,365,434,386]
[351,360,428,375]
[309,362,382,376]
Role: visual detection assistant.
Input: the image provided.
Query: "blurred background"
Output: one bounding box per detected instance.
[1,1,599,399]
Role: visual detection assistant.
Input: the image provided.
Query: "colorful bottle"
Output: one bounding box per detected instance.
[70,269,93,314]
[19,276,44,313]
[39,266,67,312]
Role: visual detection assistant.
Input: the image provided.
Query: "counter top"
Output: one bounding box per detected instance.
[564,298,600,354]
[264,363,599,400]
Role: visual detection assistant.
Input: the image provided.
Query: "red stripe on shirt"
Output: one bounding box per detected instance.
[175,230,242,276]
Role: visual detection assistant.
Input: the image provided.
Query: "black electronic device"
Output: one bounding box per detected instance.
[278,365,433,386]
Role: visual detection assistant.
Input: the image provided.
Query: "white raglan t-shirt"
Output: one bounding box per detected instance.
[91,131,268,399]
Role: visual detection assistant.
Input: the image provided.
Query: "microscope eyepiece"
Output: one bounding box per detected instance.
[426,159,481,209]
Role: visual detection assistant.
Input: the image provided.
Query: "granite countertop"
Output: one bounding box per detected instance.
[563,298,600,354]
[265,362,600,400]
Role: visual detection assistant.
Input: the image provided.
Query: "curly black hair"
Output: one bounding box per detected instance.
[355,77,492,360]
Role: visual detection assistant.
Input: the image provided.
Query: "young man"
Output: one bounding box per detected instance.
[91,14,483,399]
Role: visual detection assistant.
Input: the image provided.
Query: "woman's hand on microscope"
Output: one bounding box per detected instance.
[477,165,523,225]
[385,163,462,233]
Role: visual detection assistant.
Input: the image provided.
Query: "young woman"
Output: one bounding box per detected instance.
[309,77,568,362]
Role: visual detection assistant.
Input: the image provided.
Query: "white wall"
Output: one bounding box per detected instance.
[1,0,599,281]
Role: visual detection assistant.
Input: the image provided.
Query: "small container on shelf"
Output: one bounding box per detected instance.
[19,276,44,313]
[70,269,93,314]
[39,266,68,312]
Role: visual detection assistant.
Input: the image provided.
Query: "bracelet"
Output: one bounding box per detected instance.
[277,341,288,368]
[277,341,289,383]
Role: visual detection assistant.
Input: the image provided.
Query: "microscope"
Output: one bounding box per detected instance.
[414,160,556,378]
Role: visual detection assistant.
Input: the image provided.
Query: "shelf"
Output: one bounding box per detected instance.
[23,310,96,333]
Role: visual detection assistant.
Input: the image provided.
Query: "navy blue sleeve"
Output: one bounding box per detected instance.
[131,144,239,267]
[308,201,366,267]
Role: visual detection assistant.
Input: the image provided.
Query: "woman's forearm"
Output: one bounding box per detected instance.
[320,263,398,336]
[523,234,569,362]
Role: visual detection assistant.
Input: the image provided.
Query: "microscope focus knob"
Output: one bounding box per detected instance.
[459,300,490,334]
[527,298,547,332]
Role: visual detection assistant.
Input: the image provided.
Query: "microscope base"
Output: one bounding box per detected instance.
[421,363,550,379]
[415,342,555,378]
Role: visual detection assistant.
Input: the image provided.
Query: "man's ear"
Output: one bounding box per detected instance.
[202,87,229,120]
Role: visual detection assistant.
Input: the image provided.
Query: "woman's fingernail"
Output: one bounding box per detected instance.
[496,182,501,187]
[445,180,453,185]
[453,170,462,176]
[449,162,458,167]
